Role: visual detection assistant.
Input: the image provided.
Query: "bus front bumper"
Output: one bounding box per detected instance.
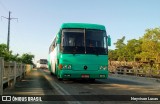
[59,70,108,79]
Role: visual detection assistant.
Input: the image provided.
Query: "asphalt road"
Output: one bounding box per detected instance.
[41,69,160,95]
[2,68,160,104]
[40,69,160,104]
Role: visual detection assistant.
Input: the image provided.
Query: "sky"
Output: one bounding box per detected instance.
[0,0,160,63]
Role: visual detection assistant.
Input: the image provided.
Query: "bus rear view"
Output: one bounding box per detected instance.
[48,23,111,80]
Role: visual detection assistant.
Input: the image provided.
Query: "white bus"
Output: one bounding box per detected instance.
[36,59,48,69]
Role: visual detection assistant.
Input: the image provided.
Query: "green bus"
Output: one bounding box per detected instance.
[48,23,111,80]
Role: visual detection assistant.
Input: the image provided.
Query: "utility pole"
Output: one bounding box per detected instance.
[1,11,18,51]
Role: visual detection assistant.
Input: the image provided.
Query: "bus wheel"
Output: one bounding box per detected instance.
[57,75,63,81]
[58,77,63,81]
[50,72,53,75]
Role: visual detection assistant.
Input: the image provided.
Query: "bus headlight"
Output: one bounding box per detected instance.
[99,65,107,70]
[63,65,68,69]
[62,64,72,69]
[100,66,103,70]
[67,65,72,69]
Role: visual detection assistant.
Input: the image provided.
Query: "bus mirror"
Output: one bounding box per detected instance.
[107,35,111,46]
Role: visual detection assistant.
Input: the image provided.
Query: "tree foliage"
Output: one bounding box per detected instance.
[113,36,126,61]
[109,27,160,62]
[21,53,34,64]
[0,44,12,61]
[140,28,160,59]
[0,44,34,64]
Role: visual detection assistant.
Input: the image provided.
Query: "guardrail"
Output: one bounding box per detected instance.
[0,57,33,95]
[109,61,160,78]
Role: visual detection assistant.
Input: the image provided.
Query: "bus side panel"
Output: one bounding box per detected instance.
[55,44,61,78]
[48,55,52,72]
[49,46,58,75]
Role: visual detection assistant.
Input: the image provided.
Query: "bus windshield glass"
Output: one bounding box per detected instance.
[61,29,85,54]
[61,29,107,55]
[85,29,107,54]
[40,59,48,64]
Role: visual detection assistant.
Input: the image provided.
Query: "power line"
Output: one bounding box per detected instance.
[1,11,18,51]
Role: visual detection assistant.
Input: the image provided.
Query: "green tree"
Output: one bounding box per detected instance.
[125,39,142,61]
[113,36,126,61]
[0,44,12,61]
[139,27,160,60]
[0,43,34,64]
[108,49,118,61]
[21,53,34,64]
[114,36,126,49]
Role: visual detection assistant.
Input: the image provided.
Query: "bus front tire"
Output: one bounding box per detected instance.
[50,72,53,75]
[58,77,63,81]
[57,75,63,81]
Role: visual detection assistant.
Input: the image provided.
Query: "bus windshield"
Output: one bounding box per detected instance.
[61,29,107,55]
[40,59,48,64]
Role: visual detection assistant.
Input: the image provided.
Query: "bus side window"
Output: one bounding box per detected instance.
[49,45,52,53]
[55,38,57,46]
[52,38,57,51]
[53,43,55,49]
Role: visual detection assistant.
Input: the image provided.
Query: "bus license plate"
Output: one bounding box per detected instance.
[81,74,89,78]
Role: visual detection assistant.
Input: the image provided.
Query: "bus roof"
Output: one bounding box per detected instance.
[60,23,106,30]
